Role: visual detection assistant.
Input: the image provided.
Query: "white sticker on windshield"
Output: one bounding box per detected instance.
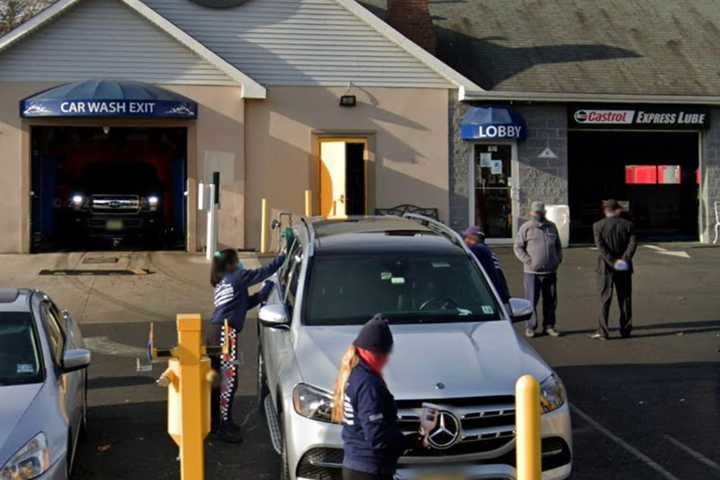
[481,305,495,315]
[390,277,405,285]
[16,364,34,374]
[457,308,472,316]
[432,262,450,268]
[381,272,392,281]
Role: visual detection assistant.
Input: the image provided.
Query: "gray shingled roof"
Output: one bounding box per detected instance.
[361,0,720,96]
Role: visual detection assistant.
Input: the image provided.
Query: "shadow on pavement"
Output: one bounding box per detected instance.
[559,319,720,339]
[73,396,278,480]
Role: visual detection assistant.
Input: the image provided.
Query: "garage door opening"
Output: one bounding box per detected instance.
[31,126,188,252]
[569,131,699,243]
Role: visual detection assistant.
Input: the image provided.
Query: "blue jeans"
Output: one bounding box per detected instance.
[523,273,557,330]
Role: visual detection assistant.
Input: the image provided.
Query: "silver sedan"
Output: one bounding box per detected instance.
[0,289,90,480]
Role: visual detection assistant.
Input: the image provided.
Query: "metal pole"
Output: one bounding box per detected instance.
[515,375,541,480]
[305,190,312,217]
[260,197,270,253]
[205,184,217,261]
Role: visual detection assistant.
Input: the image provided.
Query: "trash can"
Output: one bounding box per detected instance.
[546,205,570,248]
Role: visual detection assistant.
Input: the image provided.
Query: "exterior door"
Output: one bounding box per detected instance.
[473,144,513,239]
[320,141,347,216]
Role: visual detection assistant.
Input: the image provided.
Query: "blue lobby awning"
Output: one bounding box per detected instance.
[20,80,198,119]
[460,106,526,140]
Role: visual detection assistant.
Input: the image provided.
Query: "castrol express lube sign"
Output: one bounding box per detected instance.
[569,105,710,129]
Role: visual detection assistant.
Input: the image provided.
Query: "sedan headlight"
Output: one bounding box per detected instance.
[540,374,567,414]
[0,433,50,480]
[293,383,334,423]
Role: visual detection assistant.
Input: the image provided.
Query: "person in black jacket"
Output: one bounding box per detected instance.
[332,315,419,480]
[209,248,285,442]
[591,199,638,340]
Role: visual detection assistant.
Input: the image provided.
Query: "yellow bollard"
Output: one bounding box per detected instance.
[260,198,270,253]
[304,190,312,217]
[515,375,541,480]
[158,314,213,480]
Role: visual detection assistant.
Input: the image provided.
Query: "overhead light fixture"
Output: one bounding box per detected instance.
[339,95,357,107]
[102,126,110,135]
[339,82,357,107]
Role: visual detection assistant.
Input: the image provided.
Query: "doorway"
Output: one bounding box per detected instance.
[568,131,699,242]
[319,139,367,216]
[470,143,514,239]
[30,126,188,252]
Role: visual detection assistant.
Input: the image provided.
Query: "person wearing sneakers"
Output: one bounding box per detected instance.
[513,201,563,338]
[209,248,285,443]
[332,315,423,480]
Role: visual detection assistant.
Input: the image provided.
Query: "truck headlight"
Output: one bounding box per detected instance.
[0,433,50,480]
[540,374,567,414]
[71,194,84,209]
[293,384,334,423]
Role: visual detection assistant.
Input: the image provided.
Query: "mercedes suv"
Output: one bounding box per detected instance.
[257,215,572,480]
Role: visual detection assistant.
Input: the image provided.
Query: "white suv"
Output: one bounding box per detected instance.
[257,215,572,480]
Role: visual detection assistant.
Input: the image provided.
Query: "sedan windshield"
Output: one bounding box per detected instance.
[305,253,502,325]
[0,312,42,386]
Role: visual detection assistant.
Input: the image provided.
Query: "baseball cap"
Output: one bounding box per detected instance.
[530,201,546,213]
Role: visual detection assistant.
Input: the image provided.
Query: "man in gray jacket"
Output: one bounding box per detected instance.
[513,201,563,338]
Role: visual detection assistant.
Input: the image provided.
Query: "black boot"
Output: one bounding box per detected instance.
[215,421,243,444]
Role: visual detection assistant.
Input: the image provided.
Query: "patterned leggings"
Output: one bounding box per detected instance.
[210,324,239,424]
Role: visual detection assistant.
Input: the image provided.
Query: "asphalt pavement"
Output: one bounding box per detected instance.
[1,244,718,479]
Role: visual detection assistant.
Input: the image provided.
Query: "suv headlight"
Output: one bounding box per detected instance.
[540,374,567,414]
[0,433,50,480]
[293,384,334,423]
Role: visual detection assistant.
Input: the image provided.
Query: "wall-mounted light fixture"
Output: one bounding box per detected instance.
[339,82,357,107]
[102,126,111,135]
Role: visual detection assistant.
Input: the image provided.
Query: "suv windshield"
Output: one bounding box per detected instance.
[0,312,43,386]
[305,253,502,325]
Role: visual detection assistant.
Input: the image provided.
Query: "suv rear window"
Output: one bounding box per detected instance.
[0,312,43,386]
[304,253,501,325]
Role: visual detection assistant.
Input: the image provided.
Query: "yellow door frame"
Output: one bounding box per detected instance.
[315,135,370,217]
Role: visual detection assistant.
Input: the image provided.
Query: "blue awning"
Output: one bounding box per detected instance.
[20,80,198,119]
[460,106,526,140]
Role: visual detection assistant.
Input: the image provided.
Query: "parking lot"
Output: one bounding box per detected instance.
[2,244,719,479]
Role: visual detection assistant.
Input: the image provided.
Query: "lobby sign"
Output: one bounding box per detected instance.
[21,99,198,119]
[569,105,710,129]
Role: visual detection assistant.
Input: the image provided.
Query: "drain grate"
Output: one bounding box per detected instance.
[39,269,153,276]
[82,256,120,265]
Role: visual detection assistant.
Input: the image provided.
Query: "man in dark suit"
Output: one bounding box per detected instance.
[591,199,637,340]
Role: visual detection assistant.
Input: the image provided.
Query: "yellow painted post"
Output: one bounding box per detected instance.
[304,190,312,217]
[516,375,541,480]
[260,198,270,253]
[176,314,206,480]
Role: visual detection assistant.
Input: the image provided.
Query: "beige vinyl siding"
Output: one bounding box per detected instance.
[0,0,235,85]
[144,0,451,88]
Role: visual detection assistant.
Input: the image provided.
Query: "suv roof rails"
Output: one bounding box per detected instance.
[403,213,469,253]
[299,216,316,257]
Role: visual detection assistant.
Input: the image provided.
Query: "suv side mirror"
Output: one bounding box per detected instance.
[258,304,290,329]
[63,348,91,372]
[509,298,533,323]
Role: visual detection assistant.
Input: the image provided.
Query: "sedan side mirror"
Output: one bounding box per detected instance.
[258,304,290,329]
[63,348,91,372]
[509,298,534,323]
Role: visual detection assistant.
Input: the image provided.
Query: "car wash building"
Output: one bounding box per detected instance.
[364,0,720,243]
[0,0,480,253]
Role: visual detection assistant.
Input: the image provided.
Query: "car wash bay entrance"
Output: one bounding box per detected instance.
[567,105,707,242]
[22,80,197,252]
